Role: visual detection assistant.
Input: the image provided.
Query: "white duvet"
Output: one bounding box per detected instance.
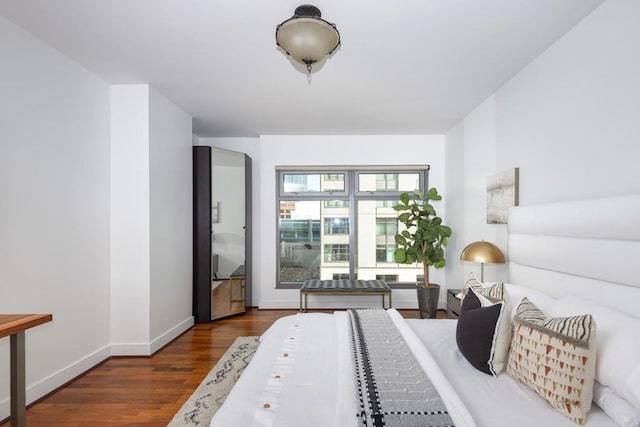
[211,309,474,427]
[211,310,616,427]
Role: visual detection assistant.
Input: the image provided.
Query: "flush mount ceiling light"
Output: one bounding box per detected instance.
[275,4,340,79]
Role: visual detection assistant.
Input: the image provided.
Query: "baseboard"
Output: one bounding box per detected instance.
[110,342,152,356]
[111,316,194,356]
[150,316,194,354]
[0,344,111,421]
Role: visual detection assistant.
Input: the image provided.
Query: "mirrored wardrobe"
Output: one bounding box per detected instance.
[193,146,252,323]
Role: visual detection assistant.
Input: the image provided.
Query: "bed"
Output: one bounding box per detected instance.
[211,194,640,427]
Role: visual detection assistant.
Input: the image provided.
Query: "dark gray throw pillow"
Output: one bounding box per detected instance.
[455,286,506,375]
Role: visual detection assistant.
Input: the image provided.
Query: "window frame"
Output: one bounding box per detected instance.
[276,166,429,288]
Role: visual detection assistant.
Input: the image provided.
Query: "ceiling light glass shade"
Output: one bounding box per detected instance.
[276,5,340,75]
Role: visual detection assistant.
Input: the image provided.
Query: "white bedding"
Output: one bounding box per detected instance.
[211,310,616,427]
[211,310,474,427]
[407,319,615,427]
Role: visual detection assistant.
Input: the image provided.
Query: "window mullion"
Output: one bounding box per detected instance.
[348,170,357,280]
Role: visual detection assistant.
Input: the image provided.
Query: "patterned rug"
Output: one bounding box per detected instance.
[168,336,260,426]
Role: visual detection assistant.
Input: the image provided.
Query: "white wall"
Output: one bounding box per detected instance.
[110,85,152,350]
[0,15,111,418]
[111,85,194,355]
[495,0,640,203]
[445,0,640,286]
[148,88,193,347]
[443,122,466,291]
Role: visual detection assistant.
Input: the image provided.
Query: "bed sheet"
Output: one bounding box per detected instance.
[406,319,616,427]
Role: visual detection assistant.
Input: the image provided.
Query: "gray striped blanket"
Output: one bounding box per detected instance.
[349,309,455,427]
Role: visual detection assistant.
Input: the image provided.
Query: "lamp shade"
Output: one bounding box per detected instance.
[276,5,340,73]
[460,241,505,264]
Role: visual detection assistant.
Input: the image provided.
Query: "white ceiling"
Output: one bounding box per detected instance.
[0,0,605,137]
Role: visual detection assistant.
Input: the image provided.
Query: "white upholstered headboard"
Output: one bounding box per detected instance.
[507,194,640,319]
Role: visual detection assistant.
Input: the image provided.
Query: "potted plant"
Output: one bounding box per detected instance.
[394,188,452,318]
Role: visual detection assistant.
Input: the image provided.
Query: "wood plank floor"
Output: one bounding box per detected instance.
[1,308,438,426]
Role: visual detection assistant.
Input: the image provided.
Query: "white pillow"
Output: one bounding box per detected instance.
[503,283,555,320]
[593,382,640,427]
[547,295,640,410]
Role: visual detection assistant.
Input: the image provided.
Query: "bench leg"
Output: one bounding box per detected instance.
[300,292,303,312]
[389,291,392,308]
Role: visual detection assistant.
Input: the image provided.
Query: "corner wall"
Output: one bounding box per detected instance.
[149,88,193,347]
[111,85,194,355]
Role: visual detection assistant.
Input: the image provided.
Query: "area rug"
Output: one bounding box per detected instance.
[168,336,260,426]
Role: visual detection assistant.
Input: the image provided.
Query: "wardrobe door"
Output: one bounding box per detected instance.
[193,146,212,323]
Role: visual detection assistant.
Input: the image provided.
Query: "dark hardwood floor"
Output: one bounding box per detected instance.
[1,308,439,426]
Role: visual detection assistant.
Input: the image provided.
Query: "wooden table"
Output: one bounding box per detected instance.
[0,314,53,427]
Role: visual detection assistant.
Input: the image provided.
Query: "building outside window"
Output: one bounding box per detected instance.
[277,168,428,286]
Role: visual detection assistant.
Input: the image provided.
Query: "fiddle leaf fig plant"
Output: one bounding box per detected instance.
[393,187,452,286]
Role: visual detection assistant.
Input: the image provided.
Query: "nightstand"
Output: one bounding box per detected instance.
[447,289,462,319]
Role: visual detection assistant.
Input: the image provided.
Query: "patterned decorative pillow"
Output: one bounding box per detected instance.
[507,298,597,425]
[456,286,511,376]
[460,272,506,301]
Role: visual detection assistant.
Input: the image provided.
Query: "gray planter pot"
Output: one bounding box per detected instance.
[416,283,440,319]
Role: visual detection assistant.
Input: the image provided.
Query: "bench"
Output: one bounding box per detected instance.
[299,279,392,312]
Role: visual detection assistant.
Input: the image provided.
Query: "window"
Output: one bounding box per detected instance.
[324,217,349,235]
[324,200,349,208]
[376,218,397,236]
[324,244,349,262]
[376,200,395,208]
[374,218,397,263]
[281,173,346,194]
[357,172,421,193]
[376,174,397,191]
[279,218,320,243]
[277,167,428,286]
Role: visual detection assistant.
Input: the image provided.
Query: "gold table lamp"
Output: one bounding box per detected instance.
[460,241,505,282]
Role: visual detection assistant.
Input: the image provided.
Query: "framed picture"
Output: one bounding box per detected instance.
[487,168,519,224]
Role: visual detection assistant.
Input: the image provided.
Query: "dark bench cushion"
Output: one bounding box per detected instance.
[300,279,390,292]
